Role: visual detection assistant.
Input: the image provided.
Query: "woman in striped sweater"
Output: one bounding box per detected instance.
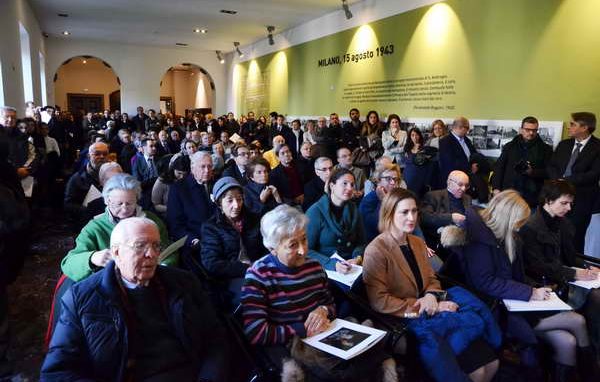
[241,205,398,382]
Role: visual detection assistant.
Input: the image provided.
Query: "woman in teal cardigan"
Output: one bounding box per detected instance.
[306,168,366,273]
[61,173,175,282]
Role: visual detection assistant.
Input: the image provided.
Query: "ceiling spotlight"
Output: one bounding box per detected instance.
[82,59,87,64]
[233,42,244,58]
[194,28,207,34]
[216,50,225,64]
[62,30,70,36]
[193,28,201,33]
[267,26,275,46]
[342,0,353,20]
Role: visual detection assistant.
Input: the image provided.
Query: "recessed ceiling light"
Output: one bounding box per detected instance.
[58,13,69,17]
[82,59,87,64]
[201,29,207,34]
[62,31,70,36]
[220,9,237,15]
[175,42,188,46]
[193,28,201,33]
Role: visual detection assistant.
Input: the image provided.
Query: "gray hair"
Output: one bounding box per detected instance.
[110,217,158,247]
[260,205,308,250]
[102,173,141,202]
[98,161,123,185]
[0,106,17,114]
[314,156,332,169]
[190,150,212,166]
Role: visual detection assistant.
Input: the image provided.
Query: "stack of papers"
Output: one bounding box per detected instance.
[302,318,387,360]
[325,253,362,287]
[503,292,572,312]
[569,275,600,290]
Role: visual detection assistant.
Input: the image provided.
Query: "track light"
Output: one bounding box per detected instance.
[267,26,275,46]
[233,42,244,58]
[216,50,225,64]
[342,0,353,20]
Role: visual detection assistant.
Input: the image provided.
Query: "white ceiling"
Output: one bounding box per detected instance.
[30,0,361,52]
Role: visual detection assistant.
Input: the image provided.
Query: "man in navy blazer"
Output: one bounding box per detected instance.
[167,151,216,249]
[548,112,600,251]
[438,117,478,183]
[283,119,304,158]
[131,138,158,209]
[222,143,249,185]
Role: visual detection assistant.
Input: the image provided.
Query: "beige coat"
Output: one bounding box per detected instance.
[363,232,442,317]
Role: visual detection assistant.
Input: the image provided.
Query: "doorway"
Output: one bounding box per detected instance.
[67,93,104,113]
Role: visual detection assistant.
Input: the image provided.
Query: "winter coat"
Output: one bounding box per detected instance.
[243,180,280,217]
[61,208,174,282]
[199,209,265,280]
[306,195,366,270]
[41,261,229,381]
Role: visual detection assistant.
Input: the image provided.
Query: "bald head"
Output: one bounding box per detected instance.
[110,217,158,247]
[272,135,285,149]
[0,106,17,128]
[447,170,470,199]
[452,117,470,137]
[88,142,109,169]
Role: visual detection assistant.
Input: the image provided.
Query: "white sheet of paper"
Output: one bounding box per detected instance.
[82,185,102,207]
[229,133,243,143]
[570,274,600,290]
[302,318,386,360]
[325,253,362,287]
[158,235,187,263]
[20,176,34,197]
[503,292,572,312]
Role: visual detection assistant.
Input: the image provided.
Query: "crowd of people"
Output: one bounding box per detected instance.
[0,102,599,381]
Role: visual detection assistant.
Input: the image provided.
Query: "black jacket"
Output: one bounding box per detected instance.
[519,207,583,285]
[438,133,477,182]
[491,135,552,205]
[421,189,472,230]
[303,177,325,211]
[41,261,229,381]
[243,180,280,216]
[199,209,264,279]
[222,164,247,185]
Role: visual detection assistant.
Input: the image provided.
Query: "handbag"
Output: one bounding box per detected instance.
[351,147,371,167]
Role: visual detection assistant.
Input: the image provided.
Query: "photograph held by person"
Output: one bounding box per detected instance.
[520,179,600,360]
[460,190,597,381]
[362,188,500,382]
[241,205,397,382]
[306,168,366,274]
[199,177,264,309]
[547,112,600,252]
[491,116,552,207]
[42,218,230,381]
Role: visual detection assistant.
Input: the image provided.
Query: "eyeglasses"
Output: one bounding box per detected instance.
[449,178,470,189]
[237,151,250,157]
[107,199,137,209]
[380,176,400,183]
[121,241,162,254]
[522,127,538,133]
[317,166,333,172]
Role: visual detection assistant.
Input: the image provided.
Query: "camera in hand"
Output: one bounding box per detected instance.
[513,160,531,175]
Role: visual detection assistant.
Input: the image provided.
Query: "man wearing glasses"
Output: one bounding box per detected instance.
[303,156,333,211]
[223,143,250,185]
[421,170,473,250]
[491,116,552,207]
[42,217,229,381]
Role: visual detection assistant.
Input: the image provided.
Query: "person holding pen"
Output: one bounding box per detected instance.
[305,168,366,274]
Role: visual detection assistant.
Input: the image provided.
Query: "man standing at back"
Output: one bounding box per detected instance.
[548,112,600,251]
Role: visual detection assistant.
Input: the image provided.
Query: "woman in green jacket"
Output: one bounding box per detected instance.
[61,173,175,282]
[306,168,366,273]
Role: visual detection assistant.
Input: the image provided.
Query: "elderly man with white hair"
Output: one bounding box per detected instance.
[42,217,229,381]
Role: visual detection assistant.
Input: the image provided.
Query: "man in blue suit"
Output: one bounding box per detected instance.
[167,151,216,251]
[131,138,158,209]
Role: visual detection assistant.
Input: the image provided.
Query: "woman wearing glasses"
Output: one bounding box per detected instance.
[61,173,175,283]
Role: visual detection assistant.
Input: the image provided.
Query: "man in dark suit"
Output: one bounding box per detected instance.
[155,130,173,157]
[131,138,158,209]
[270,144,304,206]
[283,119,304,158]
[303,156,332,211]
[268,114,291,146]
[131,106,148,133]
[223,143,249,185]
[421,170,472,249]
[167,151,216,251]
[548,112,600,251]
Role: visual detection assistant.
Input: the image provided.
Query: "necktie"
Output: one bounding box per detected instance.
[148,158,157,177]
[563,142,582,177]
[459,137,471,159]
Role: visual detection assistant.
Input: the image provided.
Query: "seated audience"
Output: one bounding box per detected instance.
[200,177,264,308]
[460,190,597,380]
[241,205,396,382]
[223,143,249,185]
[262,135,285,169]
[421,170,472,247]
[42,217,229,381]
[243,157,282,216]
[335,147,366,199]
[303,156,333,211]
[363,188,500,382]
[425,119,448,149]
[167,151,216,250]
[520,179,600,355]
[306,168,366,272]
[270,144,304,206]
[61,173,174,282]
[381,114,407,165]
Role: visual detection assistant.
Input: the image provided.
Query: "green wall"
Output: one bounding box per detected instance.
[233,0,600,136]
